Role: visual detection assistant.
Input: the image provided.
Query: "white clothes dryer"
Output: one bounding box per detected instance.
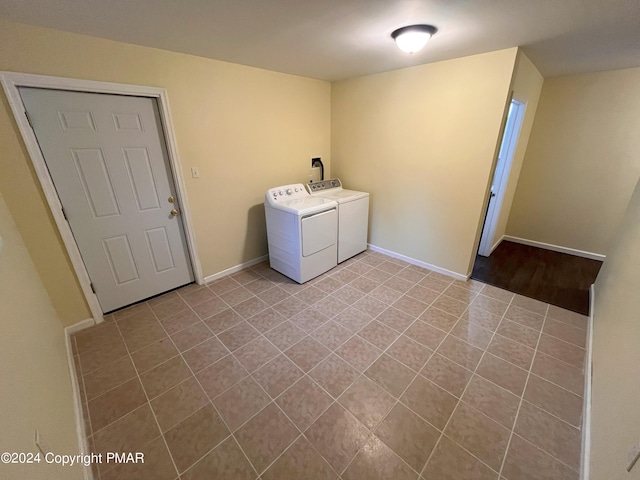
[265,184,338,283]
[307,179,370,263]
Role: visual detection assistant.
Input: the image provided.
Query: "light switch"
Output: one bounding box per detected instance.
[191,167,200,179]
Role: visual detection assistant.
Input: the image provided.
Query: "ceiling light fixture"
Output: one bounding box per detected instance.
[391,24,437,54]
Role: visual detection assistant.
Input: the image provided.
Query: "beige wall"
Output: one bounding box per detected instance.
[590,176,640,479]
[486,51,544,251]
[506,67,640,256]
[0,194,83,480]
[331,48,517,276]
[0,18,331,326]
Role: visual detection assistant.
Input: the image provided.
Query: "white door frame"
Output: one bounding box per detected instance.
[477,97,526,257]
[1,71,204,323]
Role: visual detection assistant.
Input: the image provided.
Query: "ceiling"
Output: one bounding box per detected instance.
[1,0,640,81]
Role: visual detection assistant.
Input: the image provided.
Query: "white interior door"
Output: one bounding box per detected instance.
[20,87,194,312]
[478,99,526,257]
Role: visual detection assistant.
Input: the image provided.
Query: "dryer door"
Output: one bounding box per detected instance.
[301,208,337,257]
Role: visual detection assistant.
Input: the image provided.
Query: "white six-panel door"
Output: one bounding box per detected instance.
[20,88,194,312]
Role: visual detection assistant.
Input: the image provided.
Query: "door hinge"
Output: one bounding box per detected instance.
[25,111,33,129]
[90,283,96,294]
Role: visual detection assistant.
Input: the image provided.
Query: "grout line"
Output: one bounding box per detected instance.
[497,302,550,479]
[417,290,516,477]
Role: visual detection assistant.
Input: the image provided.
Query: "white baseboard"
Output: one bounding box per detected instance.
[367,244,467,281]
[64,320,95,480]
[204,255,269,284]
[503,235,606,261]
[489,235,504,255]
[581,284,595,480]
[65,317,96,334]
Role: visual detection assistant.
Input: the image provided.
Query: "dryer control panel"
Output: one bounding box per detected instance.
[265,184,309,205]
[307,178,342,193]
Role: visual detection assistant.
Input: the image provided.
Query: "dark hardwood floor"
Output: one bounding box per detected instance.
[471,241,603,315]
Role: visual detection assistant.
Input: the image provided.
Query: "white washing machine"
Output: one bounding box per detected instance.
[264,183,338,283]
[307,179,370,263]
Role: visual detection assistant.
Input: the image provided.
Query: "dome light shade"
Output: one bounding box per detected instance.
[391,25,437,54]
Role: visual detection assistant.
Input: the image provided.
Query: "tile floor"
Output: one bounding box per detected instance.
[72,249,588,480]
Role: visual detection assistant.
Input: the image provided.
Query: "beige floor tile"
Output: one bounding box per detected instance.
[291,307,330,333]
[404,321,447,350]
[333,307,373,332]
[515,401,582,470]
[92,404,159,455]
[88,378,147,432]
[130,337,178,373]
[191,296,228,320]
[375,403,439,472]
[233,336,279,373]
[305,403,370,473]
[338,376,396,430]
[276,376,333,431]
[422,435,499,480]
[203,308,243,333]
[461,306,503,331]
[504,305,545,331]
[358,320,400,349]
[159,308,200,335]
[386,335,432,372]
[487,334,535,371]
[523,375,583,427]
[451,320,494,350]
[83,355,136,400]
[164,404,230,473]
[543,318,587,348]
[537,333,585,369]
[461,375,520,429]
[377,306,416,332]
[511,295,549,316]
[212,376,270,431]
[401,375,458,430]
[263,320,306,350]
[502,435,579,480]
[196,354,248,399]
[530,352,584,396]
[343,435,418,480]
[436,336,484,371]
[393,294,431,316]
[421,354,473,398]
[235,403,299,473]
[256,286,290,306]
[252,354,304,397]
[420,307,459,332]
[309,354,360,397]
[496,319,540,349]
[444,402,510,471]
[546,305,588,330]
[312,320,353,350]
[442,284,478,303]
[285,336,332,372]
[182,337,228,373]
[170,321,213,352]
[335,335,383,372]
[476,353,528,396]
[262,436,338,480]
[150,377,208,432]
[246,307,287,333]
[139,356,192,399]
[217,321,260,351]
[365,354,417,398]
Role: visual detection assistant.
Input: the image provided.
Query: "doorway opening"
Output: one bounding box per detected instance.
[477,98,526,257]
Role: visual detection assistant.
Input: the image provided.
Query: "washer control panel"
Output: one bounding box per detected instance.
[307,178,342,193]
[265,183,309,204]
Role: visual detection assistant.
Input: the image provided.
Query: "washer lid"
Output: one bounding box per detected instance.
[267,196,338,215]
[318,189,369,203]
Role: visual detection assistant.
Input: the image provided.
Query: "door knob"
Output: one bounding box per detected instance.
[170,209,180,217]
[168,196,175,203]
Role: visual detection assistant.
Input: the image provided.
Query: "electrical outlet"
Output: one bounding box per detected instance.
[35,429,50,455]
[191,167,200,179]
